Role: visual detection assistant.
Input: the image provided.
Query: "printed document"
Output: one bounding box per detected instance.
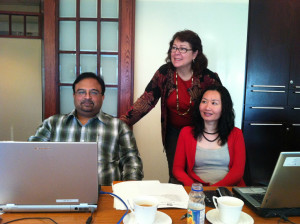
[112,180,189,210]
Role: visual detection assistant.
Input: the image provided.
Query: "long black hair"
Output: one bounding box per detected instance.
[165,29,208,75]
[193,85,235,145]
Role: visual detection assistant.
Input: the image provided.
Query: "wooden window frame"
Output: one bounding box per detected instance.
[43,0,135,119]
[0,11,42,39]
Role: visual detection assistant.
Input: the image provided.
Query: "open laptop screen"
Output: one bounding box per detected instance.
[233,152,300,217]
[0,141,98,212]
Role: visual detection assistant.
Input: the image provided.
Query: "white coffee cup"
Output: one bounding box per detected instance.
[132,196,158,224]
[212,196,244,224]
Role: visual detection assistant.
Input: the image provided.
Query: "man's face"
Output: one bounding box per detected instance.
[73,78,104,119]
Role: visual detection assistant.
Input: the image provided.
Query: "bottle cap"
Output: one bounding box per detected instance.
[191,183,203,192]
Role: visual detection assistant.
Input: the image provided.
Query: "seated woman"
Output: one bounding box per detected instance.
[173,85,246,186]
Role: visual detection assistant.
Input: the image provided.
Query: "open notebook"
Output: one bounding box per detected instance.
[0,141,99,212]
[233,151,300,217]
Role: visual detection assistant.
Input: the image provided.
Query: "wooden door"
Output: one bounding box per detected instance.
[242,0,300,185]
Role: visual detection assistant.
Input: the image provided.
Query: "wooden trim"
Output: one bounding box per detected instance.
[0,11,42,39]
[75,0,80,78]
[0,11,41,16]
[23,15,26,36]
[57,18,118,22]
[44,0,58,118]
[0,35,41,39]
[9,14,12,34]
[119,0,135,116]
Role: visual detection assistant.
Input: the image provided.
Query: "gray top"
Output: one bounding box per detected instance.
[193,143,229,185]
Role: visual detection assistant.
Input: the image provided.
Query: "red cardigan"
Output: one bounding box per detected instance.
[173,126,246,186]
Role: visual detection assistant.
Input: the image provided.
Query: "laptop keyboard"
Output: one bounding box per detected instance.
[250,193,265,204]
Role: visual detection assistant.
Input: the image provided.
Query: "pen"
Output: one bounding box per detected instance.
[181,213,187,220]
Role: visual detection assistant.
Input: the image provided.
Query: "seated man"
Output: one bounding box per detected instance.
[29,72,144,186]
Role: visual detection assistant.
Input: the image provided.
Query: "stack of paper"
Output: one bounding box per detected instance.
[112,180,189,210]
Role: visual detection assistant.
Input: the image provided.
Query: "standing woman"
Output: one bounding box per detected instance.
[120,30,222,182]
[173,85,246,186]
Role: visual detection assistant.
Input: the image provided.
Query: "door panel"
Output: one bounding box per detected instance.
[243,123,285,185]
[289,0,300,89]
[244,106,286,122]
[246,0,291,89]
[288,90,300,107]
[244,89,287,106]
[287,107,300,123]
[243,0,299,185]
[287,125,300,150]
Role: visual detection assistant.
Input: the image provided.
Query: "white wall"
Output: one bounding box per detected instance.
[0,38,42,141]
[134,0,249,183]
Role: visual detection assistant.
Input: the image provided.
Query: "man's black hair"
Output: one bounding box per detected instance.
[72,72,105,95]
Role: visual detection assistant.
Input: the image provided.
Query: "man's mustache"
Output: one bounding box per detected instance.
[81,99,94,105]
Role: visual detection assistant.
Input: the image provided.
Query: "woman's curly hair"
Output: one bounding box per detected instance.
[165,30,208,75]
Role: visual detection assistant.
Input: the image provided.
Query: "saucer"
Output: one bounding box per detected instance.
[206,209,254,224]
[123,211,172,224]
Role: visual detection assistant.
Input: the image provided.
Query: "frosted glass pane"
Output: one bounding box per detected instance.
[60,86,74,114]
[59,0,76,18]
[26,16,38,36]
[59,21,76,51]
[60,54,76,83]
[102,88,118,116]
[80,54,97,74]
[101,0,119,18]
[0,15,9,35]
[80,21,97,51]
[11,15,23,36]
[101,22,118,52]
[101,55,118,85]
[80,0,97,18]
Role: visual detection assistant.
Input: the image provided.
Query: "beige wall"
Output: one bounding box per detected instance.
[134,0,249,183]
[0,38,42,141]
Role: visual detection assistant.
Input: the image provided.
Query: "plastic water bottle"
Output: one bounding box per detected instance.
[187,183,205,224]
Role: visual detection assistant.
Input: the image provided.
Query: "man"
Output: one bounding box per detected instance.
[29,72,144,185]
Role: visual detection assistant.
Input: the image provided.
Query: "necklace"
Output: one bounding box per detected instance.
[203,130,218,135]
[175,72,193,116]
[202,133,219,142]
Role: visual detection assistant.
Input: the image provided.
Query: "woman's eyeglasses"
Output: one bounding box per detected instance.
[171,46,193,54]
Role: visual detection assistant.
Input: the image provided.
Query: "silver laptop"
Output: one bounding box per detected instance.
[0,141,99,212]
[233,152,300,217]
